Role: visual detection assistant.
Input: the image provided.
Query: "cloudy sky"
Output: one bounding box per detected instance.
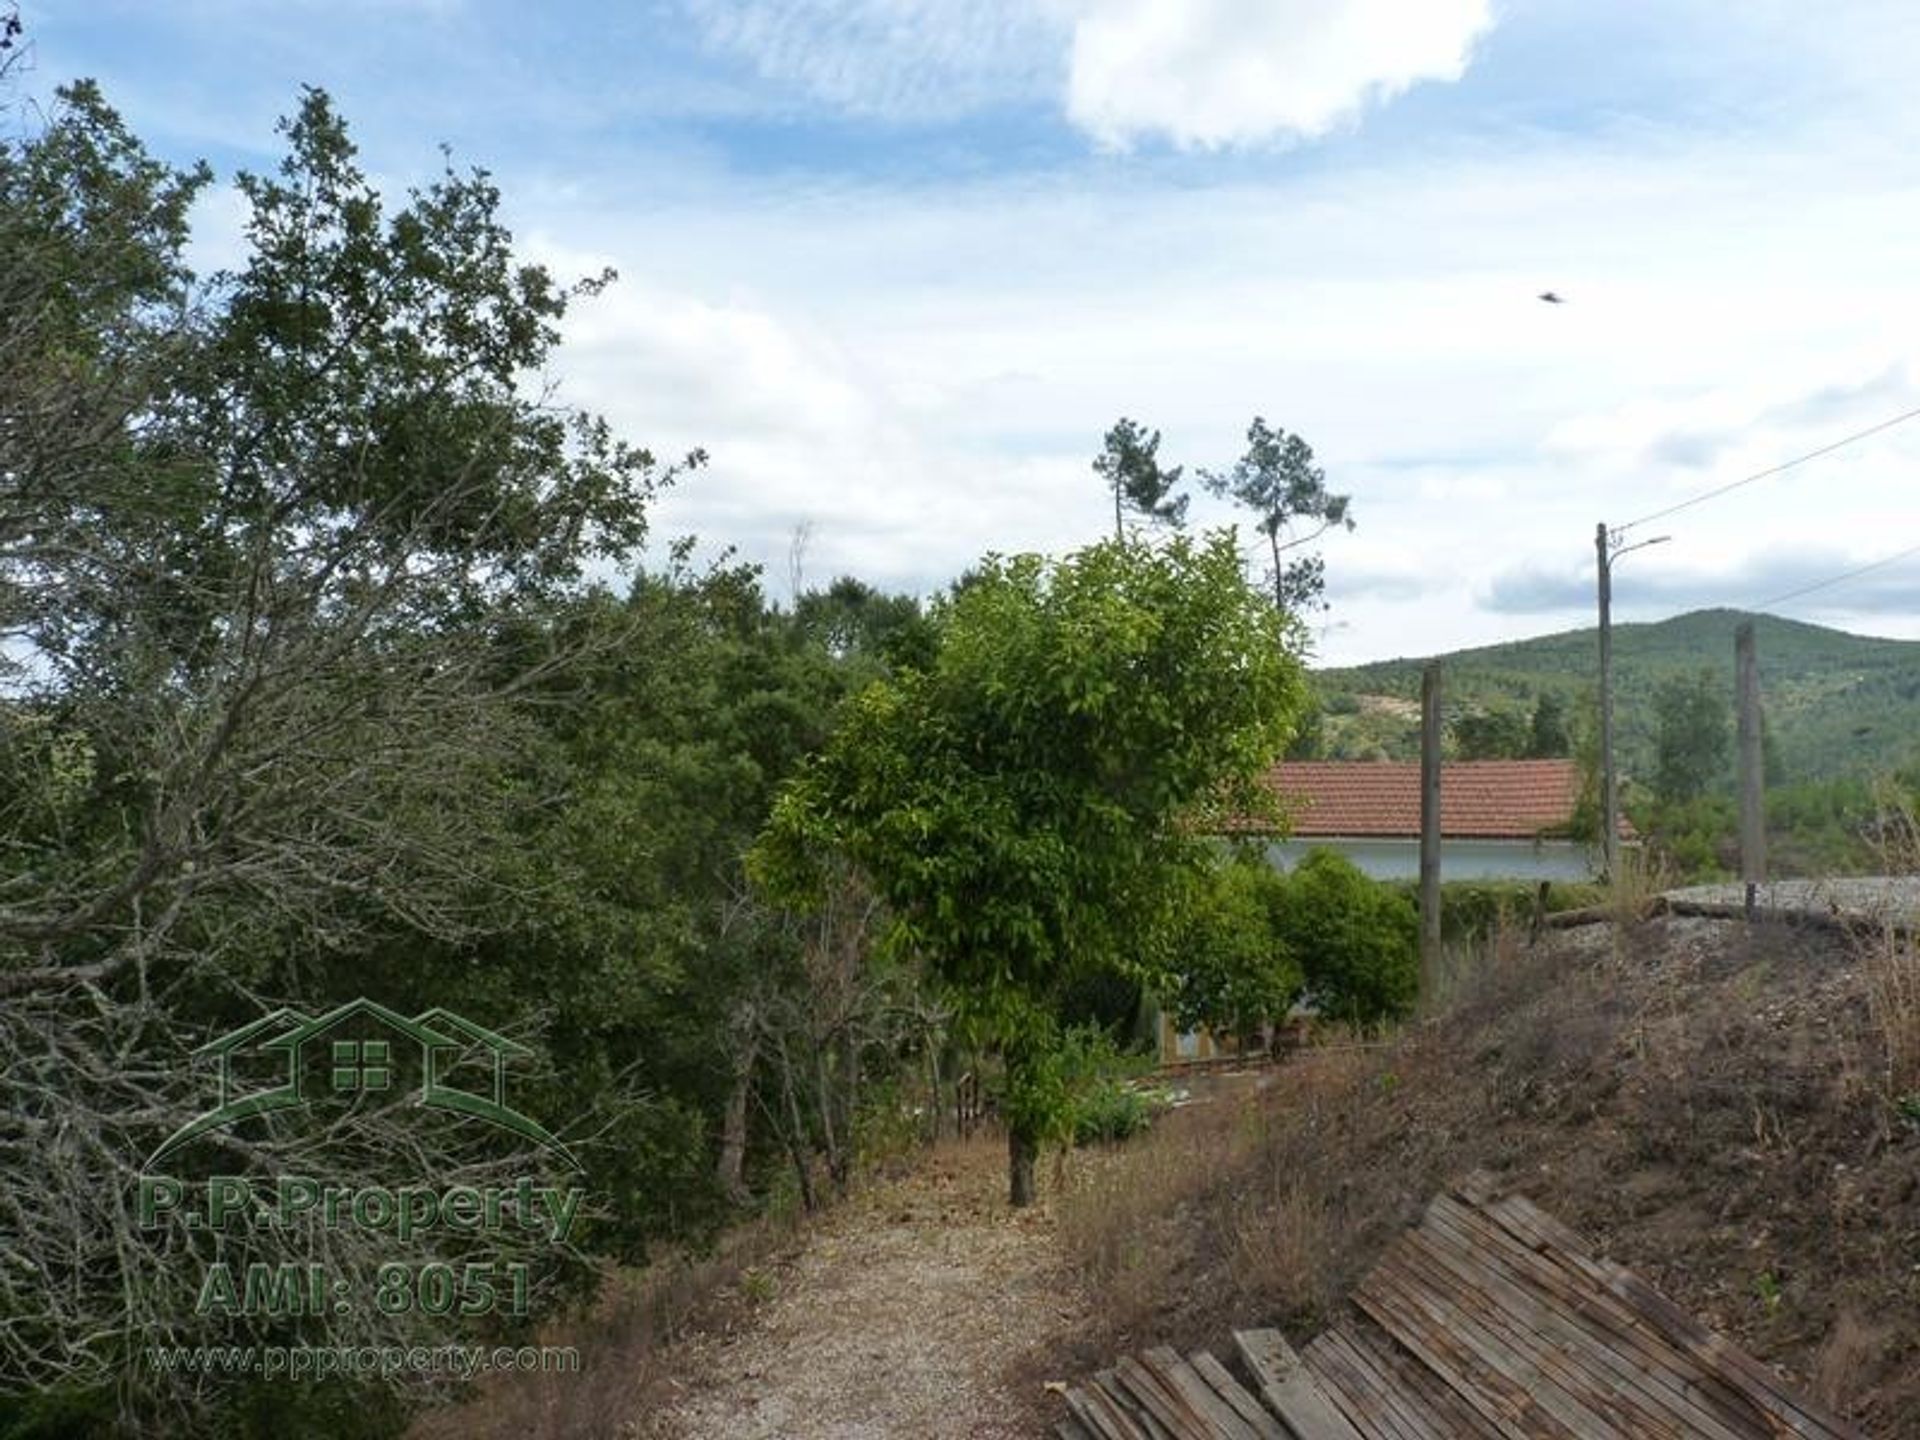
[21,0,1920,663]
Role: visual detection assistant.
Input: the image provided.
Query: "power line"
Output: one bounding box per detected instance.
[1617,402,1920,533]
[1750,540,1920,611]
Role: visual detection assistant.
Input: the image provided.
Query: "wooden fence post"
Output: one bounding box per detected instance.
[1736,621,1766,919]
[1420,660,1443,997]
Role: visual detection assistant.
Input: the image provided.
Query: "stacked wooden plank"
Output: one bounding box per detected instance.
[1057,1173,1865,1439]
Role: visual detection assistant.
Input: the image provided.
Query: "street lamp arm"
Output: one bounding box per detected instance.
[1609,533,1671,565]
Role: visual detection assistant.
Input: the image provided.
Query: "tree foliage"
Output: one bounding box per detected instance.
[1165,856,1303,1034]
[0,81,749,1429]
[1203,417,1354,614]
[752,534,1308,1203]
[1277,850,1419,1026]
[1652,670,1730,804]
[1452,706,1531,761]
[1094,417,1188,540]
[1527,691,1571,758]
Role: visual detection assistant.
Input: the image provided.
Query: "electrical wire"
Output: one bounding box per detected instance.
[1616,403,1920,533]
[1749,540,1920,611]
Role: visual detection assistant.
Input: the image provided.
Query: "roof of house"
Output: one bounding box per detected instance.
[1248,759,1609,841]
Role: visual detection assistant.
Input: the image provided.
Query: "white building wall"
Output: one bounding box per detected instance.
[1264,836,1598,883]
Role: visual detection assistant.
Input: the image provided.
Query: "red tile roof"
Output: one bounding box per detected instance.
[1250,760,1594,840]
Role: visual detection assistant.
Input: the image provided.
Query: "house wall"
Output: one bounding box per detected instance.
[1264,836,1598,882]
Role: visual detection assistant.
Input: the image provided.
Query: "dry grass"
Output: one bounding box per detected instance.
[1052,929,1575,1351]
[1049,914,1920,1436]
[1863,921,1920,1099]
[1056,1050,1384,1340]
[1864,785,1920,1100]
[408,1210,804,1440]
[1605,841,1673,926]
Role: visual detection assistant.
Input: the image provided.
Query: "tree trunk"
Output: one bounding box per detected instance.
[1008,1125,1038,1208]
[925,1043,943,1144]
[716,1005,759,1208]
[777,1036,818,1213]
[815,1045,843,1195]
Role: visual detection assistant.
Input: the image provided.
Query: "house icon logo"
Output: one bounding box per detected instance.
[149,998,580,1169]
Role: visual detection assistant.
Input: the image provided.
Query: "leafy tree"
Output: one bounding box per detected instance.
[793,574,937,674]
[1203,417,1354,613]
[1166,857,1303,1036]
[1277,850,1418,1025]
[1093,417,1188,540]
[1453,706,1531,761]
[0,83,695,1421]
[1284,689,1326,759]
[1652,670,1730,804]
[751,534,1307,1205]
[1527,691,1571,758]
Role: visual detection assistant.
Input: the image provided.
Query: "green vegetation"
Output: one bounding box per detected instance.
[0,80,951,1434]
[1316,608,1920,782]
[1383,880,1605,946]
[1170,851,1422,1038]
[1277,851,1419,1026]
[752,536,1310,1206]
[1305,609,1920,880]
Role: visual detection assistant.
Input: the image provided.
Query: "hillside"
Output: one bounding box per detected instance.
[1046,912,1920,1436]
[1315,609,1920,783]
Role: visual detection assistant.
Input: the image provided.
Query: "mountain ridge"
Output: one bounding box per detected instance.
[1313,608,1920,782]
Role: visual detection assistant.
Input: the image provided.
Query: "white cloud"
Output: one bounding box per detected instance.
[675,0,1493,142]
[1061,0,1494,148]
[679,0,1058,119]
[518,109,1920,652]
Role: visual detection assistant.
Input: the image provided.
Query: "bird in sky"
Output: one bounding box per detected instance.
[1538,291,1565,304]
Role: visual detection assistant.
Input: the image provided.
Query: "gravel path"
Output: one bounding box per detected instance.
[639,1137,1090,1440]
[1664,874,1920,925]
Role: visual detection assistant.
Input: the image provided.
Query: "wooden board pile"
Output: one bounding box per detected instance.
[1057,1172,1865,1439]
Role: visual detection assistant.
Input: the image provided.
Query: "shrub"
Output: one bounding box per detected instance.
[1165,857,1303,1035]
[1003,1024,1157,1149]
[1279,849,1419,1024]
[1072,1081,1155,1145]
[1386,879,1604,945]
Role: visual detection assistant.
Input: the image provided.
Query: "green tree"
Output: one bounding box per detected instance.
[751,534,1307,1205]
[1453,706,1531,760]
[1652,670,1730,804]
[1527,691,1571,758]
[1094,417,1188,540]
[1278,850,1418,1025]
[1203,417,1354,613]
[0,83,693,1421]
[1166,857,1303,1035]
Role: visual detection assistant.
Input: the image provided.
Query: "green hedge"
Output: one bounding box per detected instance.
[1385,878,1603,945]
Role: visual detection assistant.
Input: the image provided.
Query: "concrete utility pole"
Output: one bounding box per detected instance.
[1594,522,1670,882]
[1736,621,1766,919]
[1419,660,1443,997]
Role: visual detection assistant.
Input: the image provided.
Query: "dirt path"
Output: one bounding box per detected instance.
[639,1137,1092,1440]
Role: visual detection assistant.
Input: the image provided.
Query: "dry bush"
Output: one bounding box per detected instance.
[1055,1042,1425,1344]
[1863,785,1920,1100]
[1606,842,1674,926]
[1862,923,1920,1100]
[1054,925,1627,1354]
[1813,1309,1893,1411]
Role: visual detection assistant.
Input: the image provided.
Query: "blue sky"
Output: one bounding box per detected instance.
[19,0,1920,662]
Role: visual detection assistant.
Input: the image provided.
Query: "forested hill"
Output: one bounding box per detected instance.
[1314,609,1920,782]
